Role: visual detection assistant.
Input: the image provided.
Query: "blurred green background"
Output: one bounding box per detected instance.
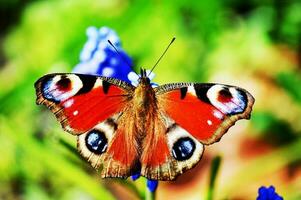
[0,0,301,199]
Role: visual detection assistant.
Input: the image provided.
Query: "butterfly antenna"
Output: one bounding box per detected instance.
[148,37,176,76]
[107,40,136,73]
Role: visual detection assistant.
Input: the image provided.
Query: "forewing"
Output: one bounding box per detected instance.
[35,73,133,134]
[155,83,255,144]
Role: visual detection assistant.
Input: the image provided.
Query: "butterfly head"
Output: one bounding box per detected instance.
[138,68,151,85]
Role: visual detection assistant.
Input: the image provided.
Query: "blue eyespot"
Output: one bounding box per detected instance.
[172,137,195,161]
[85,130,108,154]
[41,77,59,103]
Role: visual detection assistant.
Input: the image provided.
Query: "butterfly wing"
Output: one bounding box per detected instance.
[35,73,141,177]
[35,73,133,134]
[77,110,141,178]
[156,83,254,144]
[139,113,205,180]
[139,83,254,180]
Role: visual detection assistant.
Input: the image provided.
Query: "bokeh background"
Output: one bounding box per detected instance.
[1,0,301,199]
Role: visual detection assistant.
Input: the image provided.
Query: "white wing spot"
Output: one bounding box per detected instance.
[207,120,212,126]
[93,79,103,88]
[73,110,79,116]
[187,86,196,96]
[213,109,224,120]
[63,99,74,108]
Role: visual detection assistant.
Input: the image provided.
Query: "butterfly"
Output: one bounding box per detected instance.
[34,68,254,181]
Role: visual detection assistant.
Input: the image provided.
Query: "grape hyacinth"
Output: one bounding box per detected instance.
[73,26,158,193]
[73,26,133,82]
[146,179,159,192]
[257,186,283,200]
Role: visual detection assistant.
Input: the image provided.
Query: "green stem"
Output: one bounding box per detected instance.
[207,155,222,200]
[116,179,144,200]
[145,186,155,200]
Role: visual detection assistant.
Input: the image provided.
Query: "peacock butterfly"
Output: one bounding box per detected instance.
[34,67,254,180]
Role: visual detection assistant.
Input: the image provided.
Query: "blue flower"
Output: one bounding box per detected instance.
[128,70,157,87]
[147,179,159,192]
[131,173,141,181]
[73,26,133,82]
[257,186,283,200]
[131,173,158,192]
[73,26,158,193]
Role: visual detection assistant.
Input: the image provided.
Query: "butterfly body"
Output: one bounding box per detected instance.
[35,70,254,180]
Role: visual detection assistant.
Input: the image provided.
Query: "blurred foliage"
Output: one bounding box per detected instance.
[277,71,301,104]
[0,0,301,199]
[252,112,298,146]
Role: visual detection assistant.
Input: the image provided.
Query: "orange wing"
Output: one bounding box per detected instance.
[156,83,254,144]
[36,73,140,177]
[35,73,133,134]
[137,83,254,180]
